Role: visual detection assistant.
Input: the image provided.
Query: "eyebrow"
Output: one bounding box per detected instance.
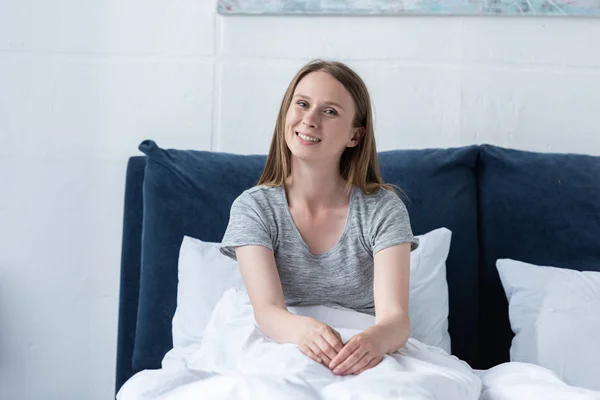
[293,94,345,111]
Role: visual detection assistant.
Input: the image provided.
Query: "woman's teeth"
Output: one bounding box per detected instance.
[297,132,321,142]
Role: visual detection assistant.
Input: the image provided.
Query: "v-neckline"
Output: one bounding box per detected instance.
[279,184,356,258]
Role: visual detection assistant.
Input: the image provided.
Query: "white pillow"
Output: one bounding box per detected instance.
[172,227,452,353]
[406,227,452,353]
[497,258,600,391]
[171,237,243,350]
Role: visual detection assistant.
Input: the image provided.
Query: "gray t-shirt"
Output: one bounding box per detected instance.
[220,184,419,316]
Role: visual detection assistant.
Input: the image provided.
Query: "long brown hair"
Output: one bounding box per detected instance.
[257,59,395,195]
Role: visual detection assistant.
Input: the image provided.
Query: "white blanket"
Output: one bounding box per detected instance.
[118,288,600,400]
[479,362,600,400]
[119,288,481,400]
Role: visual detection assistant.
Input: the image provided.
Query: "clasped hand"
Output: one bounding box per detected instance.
[298,319,384,376]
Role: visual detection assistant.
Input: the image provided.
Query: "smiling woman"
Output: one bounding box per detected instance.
[216,59,420,376]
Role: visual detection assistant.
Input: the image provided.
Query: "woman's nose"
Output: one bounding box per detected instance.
[302,111,319,128]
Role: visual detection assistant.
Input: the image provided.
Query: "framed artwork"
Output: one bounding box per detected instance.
[217,0,600,16]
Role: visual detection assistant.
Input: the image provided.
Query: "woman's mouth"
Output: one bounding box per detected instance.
[296,131,321,143]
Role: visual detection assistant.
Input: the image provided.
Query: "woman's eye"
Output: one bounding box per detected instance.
[297,101,308,108]
[325,109,338,116]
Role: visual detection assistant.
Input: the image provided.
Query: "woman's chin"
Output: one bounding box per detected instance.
[286,140,313,156]
[289,147,323,164]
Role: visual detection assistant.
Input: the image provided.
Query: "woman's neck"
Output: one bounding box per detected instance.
[285,157,350,211]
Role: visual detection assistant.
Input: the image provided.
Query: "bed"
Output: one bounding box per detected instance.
[115,140,600,399]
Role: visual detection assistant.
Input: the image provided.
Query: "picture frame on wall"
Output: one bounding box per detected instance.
[217,0,600,17]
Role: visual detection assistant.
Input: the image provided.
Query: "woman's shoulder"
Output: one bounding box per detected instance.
[239,184,282,198]
[355,185,405,208]
[232,184,285,210]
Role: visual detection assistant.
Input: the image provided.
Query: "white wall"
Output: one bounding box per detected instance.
[0,1,599,399]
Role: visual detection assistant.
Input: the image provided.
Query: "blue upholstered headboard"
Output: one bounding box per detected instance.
[115,142,600,393]
[116,155,146,393]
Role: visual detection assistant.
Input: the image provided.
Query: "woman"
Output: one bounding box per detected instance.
[219,59,418,377]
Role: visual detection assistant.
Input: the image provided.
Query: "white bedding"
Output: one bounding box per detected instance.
[479,362,600,400]
[117,289,599,400]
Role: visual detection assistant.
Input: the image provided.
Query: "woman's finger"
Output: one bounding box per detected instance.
[329,338,360,370]
[300,344,321,364]
[332,348,368,375]
[316,336,339,361]
[323,329,344,353]
[345,354,373,375]
[310,340,332,365]
[353,356,382,375]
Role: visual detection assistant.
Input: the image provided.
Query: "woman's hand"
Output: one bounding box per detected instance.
[328,330,385,376]
[298,318,344,366]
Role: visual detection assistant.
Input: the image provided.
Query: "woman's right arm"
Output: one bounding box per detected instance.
[235,245,344,365]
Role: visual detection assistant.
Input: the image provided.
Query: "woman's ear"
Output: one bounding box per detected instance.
[347,127,366,148]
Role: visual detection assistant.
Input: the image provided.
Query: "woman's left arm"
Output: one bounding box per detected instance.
[328,243,411,375]
[368,242,412,352]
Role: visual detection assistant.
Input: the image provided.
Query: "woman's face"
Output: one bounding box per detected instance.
[284,71,360,164]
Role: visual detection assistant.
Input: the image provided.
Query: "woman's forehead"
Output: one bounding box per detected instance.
[294,71,353,106]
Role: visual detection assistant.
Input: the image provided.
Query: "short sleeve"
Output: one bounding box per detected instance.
[219,192,274,260]
[370,191,419,255]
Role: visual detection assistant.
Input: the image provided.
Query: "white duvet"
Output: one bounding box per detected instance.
[479,362,600,400]
[118,288,600,400]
